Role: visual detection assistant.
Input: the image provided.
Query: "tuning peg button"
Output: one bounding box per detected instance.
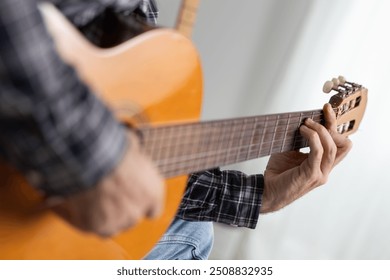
[323,80,334,93]
[332,78,340,89]
[338,75,346,85]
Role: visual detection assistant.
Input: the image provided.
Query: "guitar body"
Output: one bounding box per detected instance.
[0,5,202,259]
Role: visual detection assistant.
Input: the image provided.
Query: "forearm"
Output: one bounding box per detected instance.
[0,0,127,196]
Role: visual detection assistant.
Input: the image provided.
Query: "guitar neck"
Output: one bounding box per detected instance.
[140,109,324,178]
[175,0,200,38]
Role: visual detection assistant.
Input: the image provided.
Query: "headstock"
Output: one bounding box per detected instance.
[323,76,368,136]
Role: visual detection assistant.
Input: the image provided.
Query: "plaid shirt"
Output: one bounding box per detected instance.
[0,0,263,228]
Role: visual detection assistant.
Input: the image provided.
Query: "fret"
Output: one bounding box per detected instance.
[178,123,193,161]
[190,123,203,173]
[216,121,230,165]
[224,119,237,167]
[179,123,188,158]
[246,118,257,161]
[293,112,303,150]
[259,116,276,157]
[205,122,219,170]
[166,126,176,160]
[285,125,298,151]
[251,120,264,160]
[218,122,229,166]
[272,116,288,154]
[241,118,254,162]
[281,114,290,152]
[152,127,164,162]
[220,120,233,166]
[269,115,278,155]
[190,123,201,172]
[235,118,247,164]
[141,127,152,156]
[189,123,201,164]
[306,110,315,148]
[256,116,267,158]
[248,126,261,160]
[152,128,165,171]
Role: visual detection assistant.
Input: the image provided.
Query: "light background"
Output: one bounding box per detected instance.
[156,0,390,259]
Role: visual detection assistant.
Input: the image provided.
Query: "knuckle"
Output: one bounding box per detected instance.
[308,170,323,185]
[328,143,337,158]
[307,129,317,139]
[319,176,328,185]
[346,139,353,150]
[101,209,142,236]
[312,146,324,159]
[317,124,328,134]
[97,228,115,238]
[90,222,115,238]
[128,207,144,224]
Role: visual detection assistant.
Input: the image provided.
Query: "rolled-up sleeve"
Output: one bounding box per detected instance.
[0,0,127,196]
[177,169,264,229]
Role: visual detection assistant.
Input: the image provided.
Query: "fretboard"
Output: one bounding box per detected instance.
[140,109,324,178]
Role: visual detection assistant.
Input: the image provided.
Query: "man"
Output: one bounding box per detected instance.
[0,0,352,259]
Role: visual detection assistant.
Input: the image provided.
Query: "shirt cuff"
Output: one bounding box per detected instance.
[177,169,264,229]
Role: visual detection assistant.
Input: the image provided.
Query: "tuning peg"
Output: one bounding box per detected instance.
[323,80,334,93]
[332,78,340,89]
[338,75,346,85]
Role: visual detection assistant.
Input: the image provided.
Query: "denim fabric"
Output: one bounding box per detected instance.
[144,218,214,260]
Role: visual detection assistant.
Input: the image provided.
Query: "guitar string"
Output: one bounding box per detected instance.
[158,104,356,176]
[155,131,308,166]
[151,127,312,176]
[142,112,324,152]
[145,127,304,161]
[159,139,310,177]
[141,111,332,176]
[156,139,307,171]
[140,107,336,140]
[144,116,323,164]
[142,110,324,141]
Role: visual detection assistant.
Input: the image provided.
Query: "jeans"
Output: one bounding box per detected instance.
[144,218,214,260]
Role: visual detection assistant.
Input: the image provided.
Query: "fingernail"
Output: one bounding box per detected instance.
[305,118,314,124]
[300,124,308,131]
[326,103,333,112]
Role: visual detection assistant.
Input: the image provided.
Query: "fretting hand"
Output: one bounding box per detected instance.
[261,103,352,213]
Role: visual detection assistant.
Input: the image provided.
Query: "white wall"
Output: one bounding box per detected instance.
[156,0,390,259]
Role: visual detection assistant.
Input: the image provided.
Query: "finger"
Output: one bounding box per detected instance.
[332,133,353,165]
[323,103,344,145]
[148,192,165,219]
[147,202,164,219]
[323,103,337,132]
[95,198,142,238]
[304,118,337,175]
[299,124,323,171]
[146,181,165,219]
[322,103,353,165]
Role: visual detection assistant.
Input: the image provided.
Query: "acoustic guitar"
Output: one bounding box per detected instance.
[0,2,367,259]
